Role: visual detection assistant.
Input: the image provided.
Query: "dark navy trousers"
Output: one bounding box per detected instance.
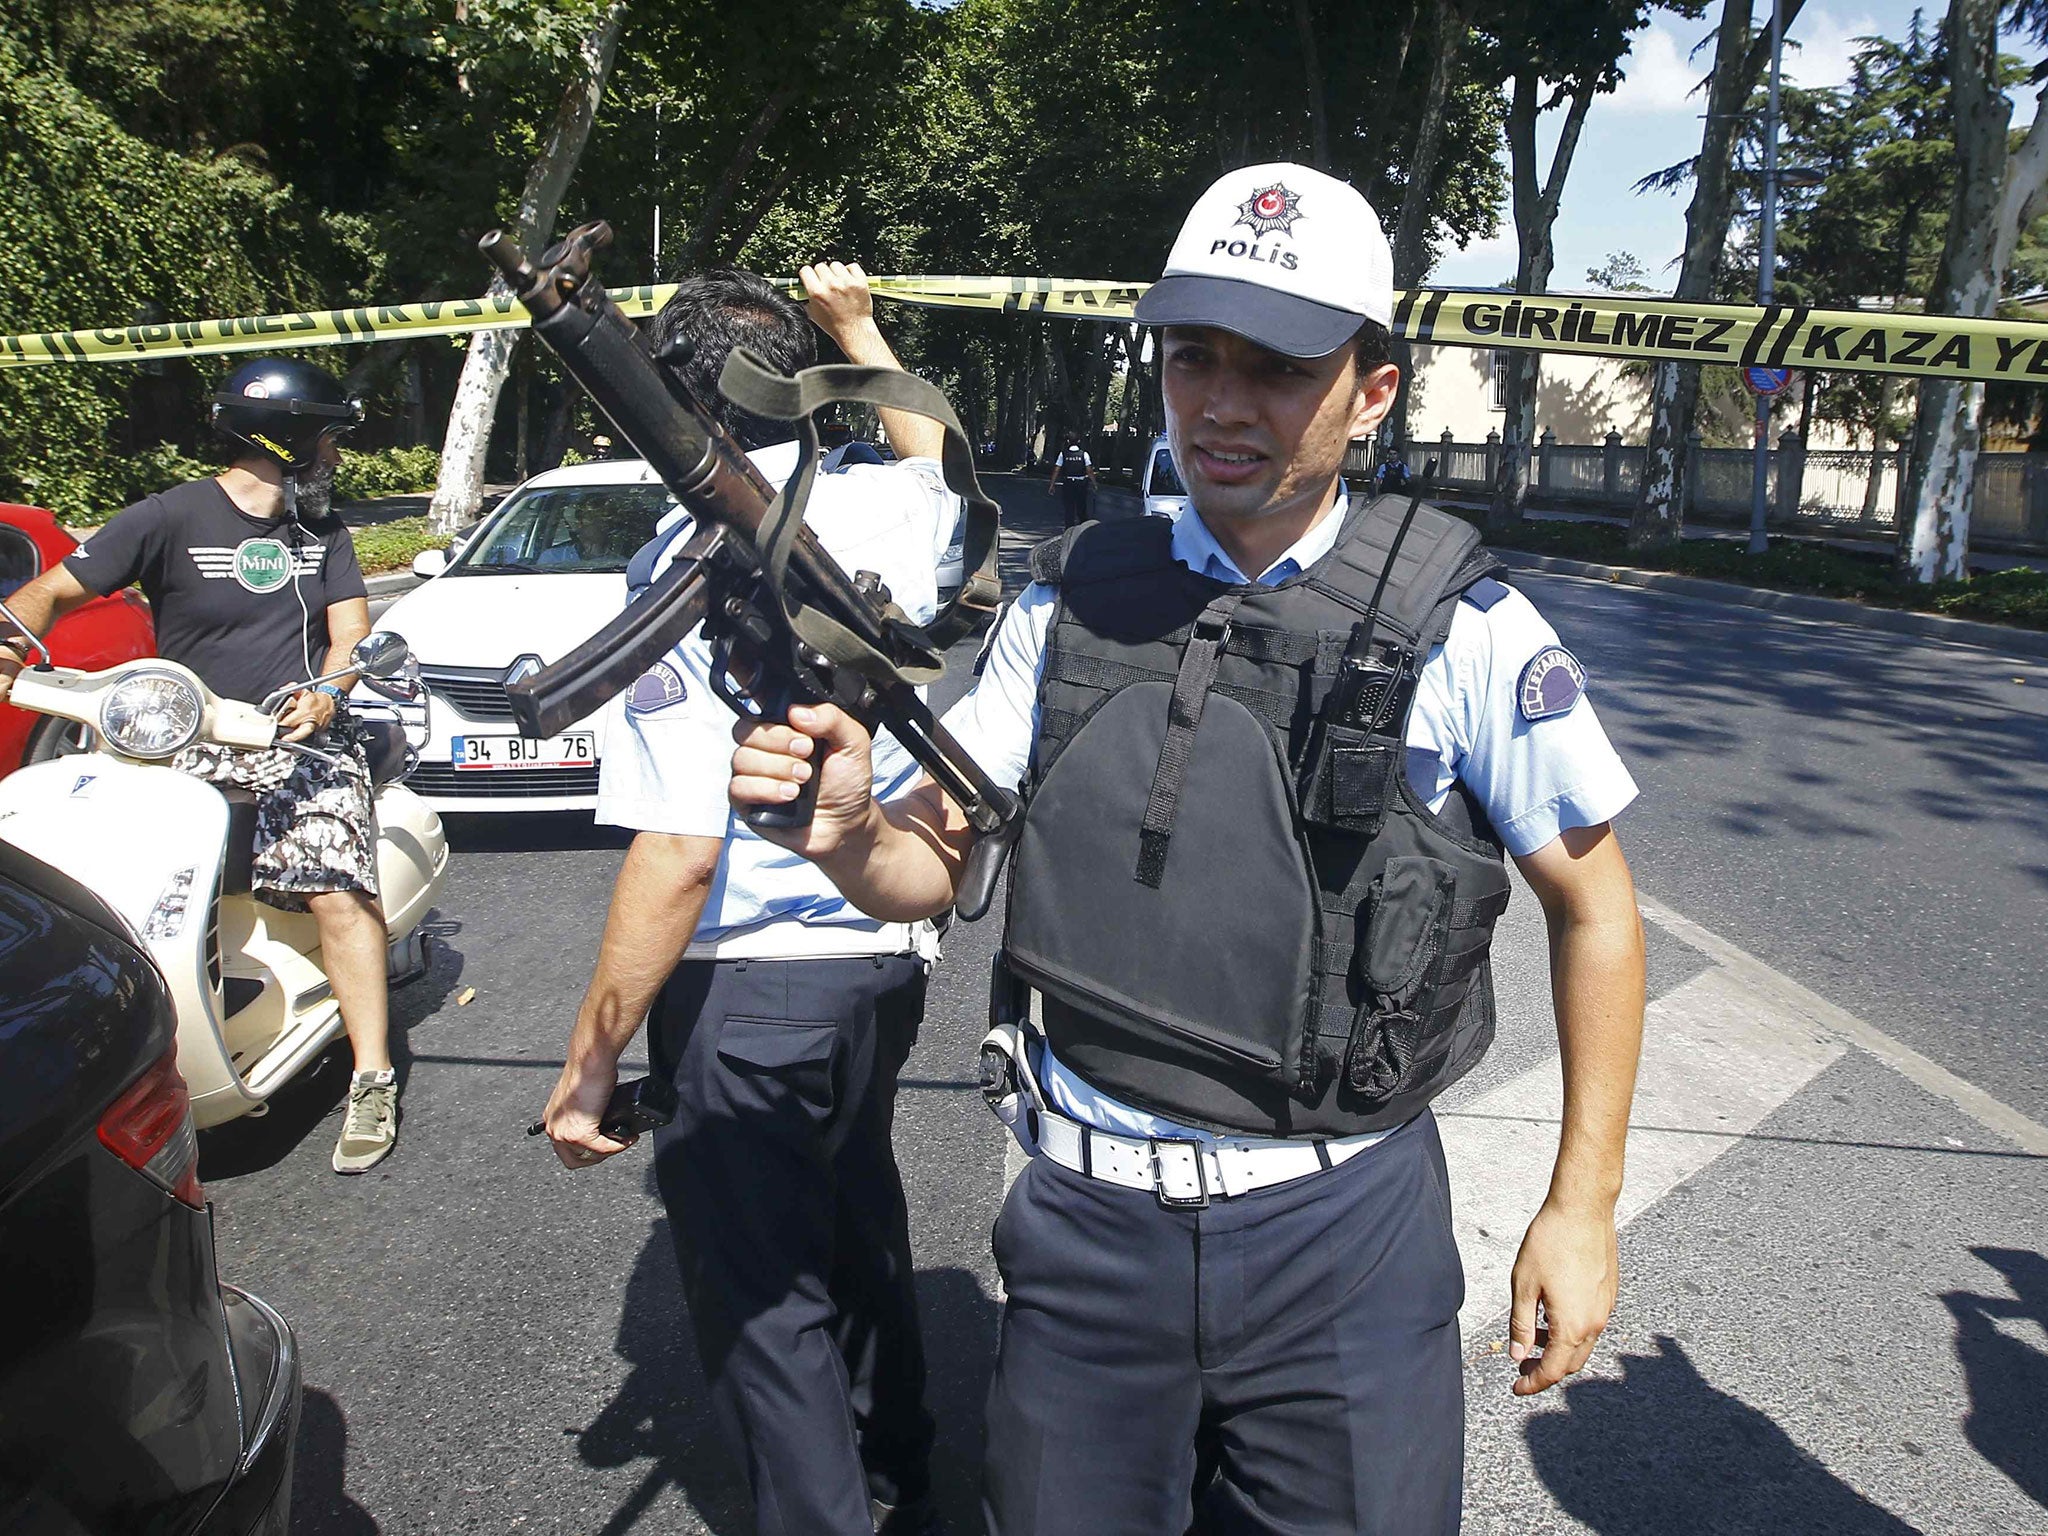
[650,954,935,1536]
[983,1109,1466,1536]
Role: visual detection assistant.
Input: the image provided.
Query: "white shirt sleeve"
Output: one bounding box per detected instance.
[931,579,1056,796]
[1406,583,1638,858]
[592,633,743,838]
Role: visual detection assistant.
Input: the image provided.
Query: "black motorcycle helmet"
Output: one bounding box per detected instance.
[209,358,363,473]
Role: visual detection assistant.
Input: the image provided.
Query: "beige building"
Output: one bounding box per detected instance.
[1401,343,1652,445]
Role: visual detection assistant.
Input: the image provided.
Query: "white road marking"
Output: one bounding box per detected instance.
[1636,891,2048,1157]
[1438,965,1844,1345]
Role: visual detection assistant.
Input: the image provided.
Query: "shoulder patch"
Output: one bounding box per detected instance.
[626,660,689,714]
[1462,576,1512,612]
[1518,646,1585,721]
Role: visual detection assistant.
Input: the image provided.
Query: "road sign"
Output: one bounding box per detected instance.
[1744,364,1795,397]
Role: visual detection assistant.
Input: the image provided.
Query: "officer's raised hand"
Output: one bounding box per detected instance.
[730,703,880,860]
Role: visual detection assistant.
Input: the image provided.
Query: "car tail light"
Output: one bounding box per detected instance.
[98,1049,204,1209]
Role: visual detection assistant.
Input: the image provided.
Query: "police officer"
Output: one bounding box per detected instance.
[730,165,1647,1534]
[541,262,957,1536]
[1048,432,1094,528]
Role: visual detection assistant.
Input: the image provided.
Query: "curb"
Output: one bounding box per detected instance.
[365,571,421,598]
[1495,551,2048,660]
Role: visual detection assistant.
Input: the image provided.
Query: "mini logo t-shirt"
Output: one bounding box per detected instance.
[64,477,367,705]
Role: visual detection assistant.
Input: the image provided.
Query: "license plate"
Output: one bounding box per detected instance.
[452,732,595,770]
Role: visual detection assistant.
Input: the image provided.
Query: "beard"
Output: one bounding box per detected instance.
[293,456,336,519]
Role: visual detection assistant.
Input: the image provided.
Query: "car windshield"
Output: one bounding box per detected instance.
[1148,448,1186,497]
[454,482,673,575]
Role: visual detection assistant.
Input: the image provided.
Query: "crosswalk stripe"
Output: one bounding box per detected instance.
[1438,964,1846,1346]
[1636,892,2048,1157]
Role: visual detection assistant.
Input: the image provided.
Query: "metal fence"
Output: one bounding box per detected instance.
[1348,430,2048,553]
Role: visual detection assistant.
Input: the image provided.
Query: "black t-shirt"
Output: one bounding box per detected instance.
[64,477,367,706]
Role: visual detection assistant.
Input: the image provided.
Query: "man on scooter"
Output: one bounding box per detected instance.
[0,358,402,1174]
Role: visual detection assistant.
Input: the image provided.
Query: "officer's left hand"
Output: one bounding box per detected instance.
[276,688,336,743]
[801,261,877,343]
[542,1056,637,1170]
[1506,1197,1619,1395]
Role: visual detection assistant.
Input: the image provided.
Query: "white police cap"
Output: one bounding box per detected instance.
[1134,162,1395,358]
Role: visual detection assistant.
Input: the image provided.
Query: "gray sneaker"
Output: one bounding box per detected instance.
[333,1071,399,1173]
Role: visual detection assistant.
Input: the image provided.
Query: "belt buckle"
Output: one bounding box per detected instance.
[1149,1138,1210,1209]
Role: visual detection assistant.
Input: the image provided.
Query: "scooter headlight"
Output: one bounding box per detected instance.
[100,669,204,758]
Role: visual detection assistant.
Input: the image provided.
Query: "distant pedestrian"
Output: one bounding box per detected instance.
[1049,432,1095,528]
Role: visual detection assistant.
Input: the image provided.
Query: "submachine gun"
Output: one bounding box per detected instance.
[478,223,1020,916]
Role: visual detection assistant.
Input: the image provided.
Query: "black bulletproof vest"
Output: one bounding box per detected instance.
[1002,497,1513,1139]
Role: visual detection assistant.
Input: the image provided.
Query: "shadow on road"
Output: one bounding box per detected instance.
[292,1387,382,1534]
[1523,1335,1918,1534]
[576,1201,999,1534]
[1943,1245,2048,1509]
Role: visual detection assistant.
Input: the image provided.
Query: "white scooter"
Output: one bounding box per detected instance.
[0,609,449,1128]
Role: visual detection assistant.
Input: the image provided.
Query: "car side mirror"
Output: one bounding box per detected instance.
[411,547,448,579]
[351,631,412,679]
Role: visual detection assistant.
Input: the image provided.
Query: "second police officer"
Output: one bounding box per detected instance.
[730,165,1648,1534]
[543,262,958,1536]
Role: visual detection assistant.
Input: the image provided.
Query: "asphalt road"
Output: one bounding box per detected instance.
[213,475,2046,1535]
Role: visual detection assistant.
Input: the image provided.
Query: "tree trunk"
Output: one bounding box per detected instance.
[716,157,800,265]
[1293,0,1330,171]
[1489,72,1593,528]
[1117,329,1145,470]
[1628,0,1809,547]
[677,82,801,272]
[1390,0,1462,285]
[1902,58,2048,580]
[1086,329,1116,452]
[1386,0,1463,451]
[514,347,530,483]
[1862,374,1892,521]
[428,1,628,536]
[1629,0,1757,547]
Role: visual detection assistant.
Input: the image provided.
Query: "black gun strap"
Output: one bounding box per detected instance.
[719,353,1003,655]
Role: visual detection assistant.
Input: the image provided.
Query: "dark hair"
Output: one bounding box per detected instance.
[1351,319,1394,375]
[641,269,816,451]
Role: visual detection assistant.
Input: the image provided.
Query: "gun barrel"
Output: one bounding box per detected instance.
[506,534,718,739]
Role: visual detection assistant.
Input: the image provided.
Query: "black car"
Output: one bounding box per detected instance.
[0,841,300,1533]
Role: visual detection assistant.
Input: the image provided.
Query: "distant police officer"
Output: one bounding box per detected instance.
[729,165,1647,1535]
[542,263,958,1536]
[1048,433,1094,528]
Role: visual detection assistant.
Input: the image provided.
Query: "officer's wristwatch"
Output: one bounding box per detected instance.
[314,682,347,704]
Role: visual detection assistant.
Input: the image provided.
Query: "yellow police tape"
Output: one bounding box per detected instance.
[7,275,2048,386]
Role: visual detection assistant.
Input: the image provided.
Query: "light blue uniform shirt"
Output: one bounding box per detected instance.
[938,497,1639,1141]
[596,441,956,955]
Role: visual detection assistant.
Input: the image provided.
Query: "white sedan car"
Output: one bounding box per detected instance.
[368,458,673,814]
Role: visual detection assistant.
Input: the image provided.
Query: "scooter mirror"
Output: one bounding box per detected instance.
[352,631,413,679]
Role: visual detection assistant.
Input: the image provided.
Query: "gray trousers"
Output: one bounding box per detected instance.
[983,1109,1466,1535]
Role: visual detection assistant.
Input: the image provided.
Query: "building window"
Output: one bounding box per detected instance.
[1490,350,1510,411]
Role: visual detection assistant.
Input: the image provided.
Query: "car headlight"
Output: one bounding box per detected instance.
[100,668,204,758]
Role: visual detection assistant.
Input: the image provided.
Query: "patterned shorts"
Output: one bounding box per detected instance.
[173,721,380,912]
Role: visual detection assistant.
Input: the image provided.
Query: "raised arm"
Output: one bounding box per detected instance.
[800,261,945,463]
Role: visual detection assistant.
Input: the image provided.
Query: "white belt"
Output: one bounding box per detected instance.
[1033,1107,1381,1206]
[684,917,940,964]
